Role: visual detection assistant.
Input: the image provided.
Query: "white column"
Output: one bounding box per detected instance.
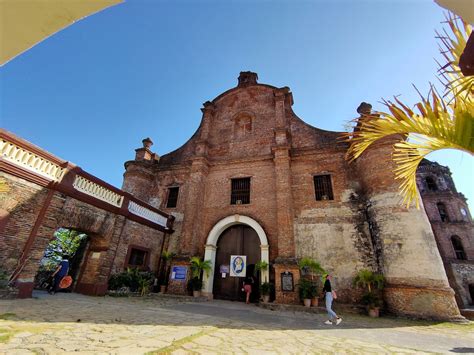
[202,244,217,298]
[260,244,270,284]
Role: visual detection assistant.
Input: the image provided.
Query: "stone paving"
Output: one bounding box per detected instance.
[0,292,473,354]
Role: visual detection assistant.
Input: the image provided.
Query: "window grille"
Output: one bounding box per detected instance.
[437,202,449,222]
[231,178,250,205]
[166,186,179,208]
[451,236,467,260]
[128,248,147,266]
[313,175,334,201]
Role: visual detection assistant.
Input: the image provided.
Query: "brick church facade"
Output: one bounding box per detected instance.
[417,160,474,308]
[122,72,463,319]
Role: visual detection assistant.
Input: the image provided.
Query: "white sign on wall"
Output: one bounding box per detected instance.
[230,255,246,277]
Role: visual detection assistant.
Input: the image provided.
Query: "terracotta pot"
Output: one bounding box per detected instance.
[160,285,167,293]
[262,295,270,303]
[193,290,201,298]
[311,297,319,307]
[303,299,311,307]
[368,307,380,317]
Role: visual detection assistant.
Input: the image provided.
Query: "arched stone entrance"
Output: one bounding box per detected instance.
[202,215,269,298]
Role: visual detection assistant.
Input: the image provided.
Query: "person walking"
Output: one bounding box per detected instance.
[48,256,70,294]
[322,274,342,325]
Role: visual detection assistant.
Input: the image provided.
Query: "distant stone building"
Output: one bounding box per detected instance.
[417,159,474,307]
[122,72,462,320]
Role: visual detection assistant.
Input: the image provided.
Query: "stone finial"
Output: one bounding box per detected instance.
[142,137,153,149]
[238,71,258,87]
[357,102,372,116]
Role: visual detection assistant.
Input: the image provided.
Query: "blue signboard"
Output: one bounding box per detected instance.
[171,266,187,281]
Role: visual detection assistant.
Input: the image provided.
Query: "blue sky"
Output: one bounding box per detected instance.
[1,0,472,210]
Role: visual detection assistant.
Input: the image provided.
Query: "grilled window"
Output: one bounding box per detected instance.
[451,236,467,260]
[313,175,334,201]
[128,248,147,266]
[231,178,250,205]
[437,202,449,222]
[166,186,179,208]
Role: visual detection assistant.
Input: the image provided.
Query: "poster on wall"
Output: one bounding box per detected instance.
[229,255,246,277]
[171,266,187,281]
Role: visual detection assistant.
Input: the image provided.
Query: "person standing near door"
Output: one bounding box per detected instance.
[243,275,254,304]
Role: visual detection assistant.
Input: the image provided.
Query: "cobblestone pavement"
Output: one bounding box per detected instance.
[0,292,473,354]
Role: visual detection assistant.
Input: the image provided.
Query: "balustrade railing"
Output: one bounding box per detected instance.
[128,200,168,227]
[72,175,124,208]
[0,138,65,181]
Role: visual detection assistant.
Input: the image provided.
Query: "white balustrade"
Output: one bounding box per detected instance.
[72,175,124,208]
[128,200,168,227]
[0,138,65,181]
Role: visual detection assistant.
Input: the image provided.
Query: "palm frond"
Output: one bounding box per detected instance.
[437,13,473,100]
[345,89,474,208]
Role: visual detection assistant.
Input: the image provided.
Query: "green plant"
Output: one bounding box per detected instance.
[353,269,385,293]
[298,258,326,279]
[361,291,384,308]
[297,278,317,300]
[189,257,212,279]
[160,251,175,286]
[137,276,151,296]
[108,268,154,294]
[254,260,269,282]
[188,277,203,291]
[259,282,273,296]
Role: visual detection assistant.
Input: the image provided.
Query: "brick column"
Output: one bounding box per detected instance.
[180,157,209,257]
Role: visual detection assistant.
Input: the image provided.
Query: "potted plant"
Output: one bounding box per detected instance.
[260,282,273,303]
[189,256,212,297]
[353,269,385,317]
[188,277,203,297]
[298,257,326,307]
[254,260,269,282]
[159,251,175,293]
[298,278,316,307]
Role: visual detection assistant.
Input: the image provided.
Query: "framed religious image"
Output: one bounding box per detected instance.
[229,255,246,277]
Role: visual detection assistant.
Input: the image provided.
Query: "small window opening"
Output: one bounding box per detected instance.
[314,175,334,201]
[426,176,438,191]
[231,178,250,205]
[437,202,449,222]
[128,248,148,267]
[451,236,467,260]
[166,186,179,208]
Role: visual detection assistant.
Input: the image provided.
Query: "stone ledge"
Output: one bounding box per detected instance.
[460,308,474,320]
[0,287,18,299]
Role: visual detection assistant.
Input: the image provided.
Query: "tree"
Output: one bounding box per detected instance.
[40,228,87,270]
[344,12,473,208]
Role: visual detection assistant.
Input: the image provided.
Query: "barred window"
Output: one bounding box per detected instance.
[166,187,179,208]
[231,178,250,205]
[313,175,334,201]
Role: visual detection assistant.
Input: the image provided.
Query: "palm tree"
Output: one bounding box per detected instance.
[344,12,473,208]
[298,257,326,281]
[189,256,212,280]
[353,269,385,293]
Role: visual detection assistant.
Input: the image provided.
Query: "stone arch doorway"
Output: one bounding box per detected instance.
[202,215,269,299]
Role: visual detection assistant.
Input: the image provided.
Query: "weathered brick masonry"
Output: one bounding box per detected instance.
[123,72,462,320]
[0,130,173,298]
[417,160,474,308]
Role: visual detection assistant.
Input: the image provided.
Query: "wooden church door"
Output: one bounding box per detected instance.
[213,225,260,301]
